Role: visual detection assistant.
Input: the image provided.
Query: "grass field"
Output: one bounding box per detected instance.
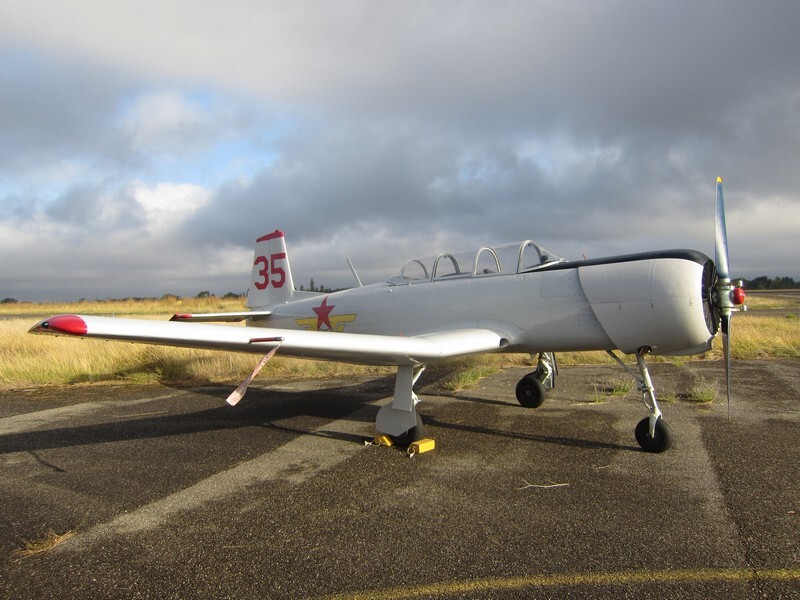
[1,293,797,390]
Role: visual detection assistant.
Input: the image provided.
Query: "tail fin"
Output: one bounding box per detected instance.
[247,230,296,308]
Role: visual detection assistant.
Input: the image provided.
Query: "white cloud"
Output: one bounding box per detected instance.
[121,91,215,156]
[130,180,211,234]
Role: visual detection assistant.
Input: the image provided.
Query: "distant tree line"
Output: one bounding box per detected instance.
[97,292,247,302]
[742,276,798,290]
[299,278,339,293]
[2,276,797,306]
[0,292,247,304]
[191,291,245,300]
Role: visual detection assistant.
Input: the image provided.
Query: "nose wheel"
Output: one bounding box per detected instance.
[634,417,673,453]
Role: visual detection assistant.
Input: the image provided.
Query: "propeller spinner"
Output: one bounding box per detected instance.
[713,177,746,412]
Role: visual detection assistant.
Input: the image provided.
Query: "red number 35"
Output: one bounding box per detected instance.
[253,253,286,289]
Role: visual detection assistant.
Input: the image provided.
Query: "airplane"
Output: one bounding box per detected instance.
[30,177,746,454]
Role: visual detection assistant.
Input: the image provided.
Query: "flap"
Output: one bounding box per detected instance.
[170,311,272,322]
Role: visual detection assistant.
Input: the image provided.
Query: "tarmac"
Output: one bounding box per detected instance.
[1,358,798,599]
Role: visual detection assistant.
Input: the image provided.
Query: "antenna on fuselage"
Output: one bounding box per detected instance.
[347,258,363,287]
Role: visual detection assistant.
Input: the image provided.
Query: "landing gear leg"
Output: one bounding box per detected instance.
[536,351,557,391]
[376,364,428,445]
[607,348,673,453]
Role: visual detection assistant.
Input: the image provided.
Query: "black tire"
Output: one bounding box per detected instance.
[515,374,546,408]
[389,413,426,446]
[635,417,673,453]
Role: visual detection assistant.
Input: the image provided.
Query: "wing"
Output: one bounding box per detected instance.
[29,314,507,366]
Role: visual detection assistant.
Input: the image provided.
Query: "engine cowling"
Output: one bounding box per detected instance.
[577,255,715,356]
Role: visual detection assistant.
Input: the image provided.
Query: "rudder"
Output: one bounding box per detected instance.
[247,230,295,308]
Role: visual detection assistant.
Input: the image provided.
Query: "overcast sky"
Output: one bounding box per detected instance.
[1,1,798,301]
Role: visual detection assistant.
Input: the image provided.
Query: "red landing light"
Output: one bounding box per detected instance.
[34,314,88,336]
[733,287,746,305]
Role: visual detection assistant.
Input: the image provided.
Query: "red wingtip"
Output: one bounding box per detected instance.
[170,313,192,321]
[31,314,88,336]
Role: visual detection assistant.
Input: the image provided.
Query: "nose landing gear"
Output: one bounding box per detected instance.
[607,347,673,453]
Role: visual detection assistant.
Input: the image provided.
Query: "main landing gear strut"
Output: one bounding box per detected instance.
[515,352,556,408]
[375,363,430,447]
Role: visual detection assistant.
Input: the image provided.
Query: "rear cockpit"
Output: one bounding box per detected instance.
[390,241,566,284]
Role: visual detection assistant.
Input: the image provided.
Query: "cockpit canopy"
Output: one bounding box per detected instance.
[391,241,566,283]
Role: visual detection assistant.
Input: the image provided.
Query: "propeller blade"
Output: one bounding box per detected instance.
[714,177,737,417]
[715,176,730,280]
[721,313,731,417]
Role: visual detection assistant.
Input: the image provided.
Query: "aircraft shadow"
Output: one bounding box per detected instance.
[258,420,371,446]
[0,385,382,456]
[423,416,639,453]
[2,376,638,456]
[442,394,516,407]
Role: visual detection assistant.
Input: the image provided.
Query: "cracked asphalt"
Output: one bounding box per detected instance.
[1,358,798,599]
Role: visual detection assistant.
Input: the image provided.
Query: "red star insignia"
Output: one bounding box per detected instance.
[312,297,335,331]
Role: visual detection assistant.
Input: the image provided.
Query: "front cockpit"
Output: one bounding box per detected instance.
[390,240,566,284]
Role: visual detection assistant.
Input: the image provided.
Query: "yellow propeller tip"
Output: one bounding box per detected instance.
[716,176,723,183]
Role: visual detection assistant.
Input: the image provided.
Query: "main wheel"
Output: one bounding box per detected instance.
[515,374,546,408]
[635,417,673,453]
[389,413,426,446]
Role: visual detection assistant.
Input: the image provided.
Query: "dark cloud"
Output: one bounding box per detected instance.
[0,2,798,299]
[0,47,132,175]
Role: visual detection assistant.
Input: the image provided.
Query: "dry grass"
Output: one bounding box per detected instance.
[684,381,719,404]
[584,377,633,404]
[11,529,76,560]
[0,316,391,388]
[442,366,500,391]
[723,314,800,359]
[2,296,247,317]
[743,291,800,310]
[1,296,798,391]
